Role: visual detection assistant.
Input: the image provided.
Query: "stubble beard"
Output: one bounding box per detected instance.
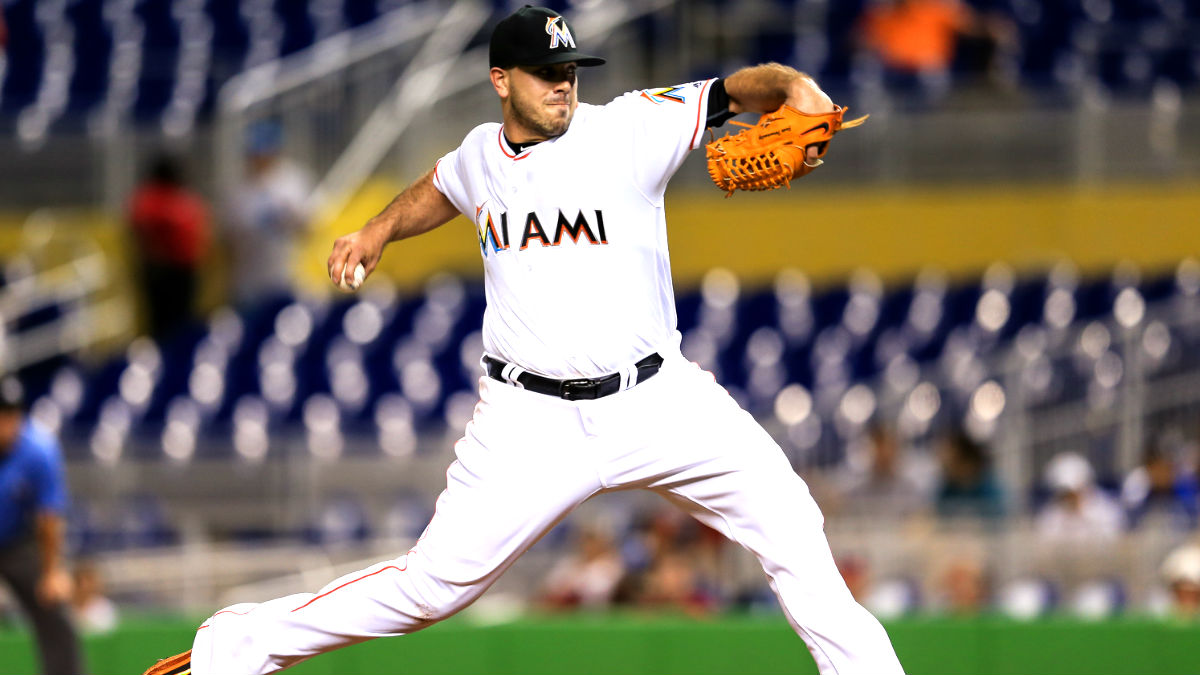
[510,89,572,140]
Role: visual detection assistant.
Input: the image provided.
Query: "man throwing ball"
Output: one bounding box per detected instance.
[145,6,901,674]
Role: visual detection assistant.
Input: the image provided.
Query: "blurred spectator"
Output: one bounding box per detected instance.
[0,378,83,674]
[1036,452,1124,543]
[837,554,871,604]
[835,424,931,520]
[1160,543,1200,620]
[855,0,1015,101]
[837,552,923,619]
[614,509,723,615]
[617,508,684,577]
[127,153,211,342]
[637,550,713,616]
[224,120,313,308]
[539,526,624,611]
[687,521,730,610]
[936,555,990,615]
[934,431,1005,521]
[1121,446,1200,530]
[70,560,117,635]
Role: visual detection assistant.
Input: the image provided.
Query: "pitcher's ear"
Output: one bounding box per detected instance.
[490,67,510,98]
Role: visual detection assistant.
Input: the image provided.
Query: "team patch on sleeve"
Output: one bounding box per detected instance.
[638,80,707,105]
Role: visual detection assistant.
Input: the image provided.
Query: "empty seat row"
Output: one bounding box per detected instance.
[14,260,1195,465]
[4,0,1199,135]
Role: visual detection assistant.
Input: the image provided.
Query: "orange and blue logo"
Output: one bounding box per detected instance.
[476,204,509,256]
[640,86,687,105]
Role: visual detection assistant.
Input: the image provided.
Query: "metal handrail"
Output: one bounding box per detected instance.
[0,211,127,372]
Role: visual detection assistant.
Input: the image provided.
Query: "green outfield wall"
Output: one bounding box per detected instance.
[2,614,1198,675]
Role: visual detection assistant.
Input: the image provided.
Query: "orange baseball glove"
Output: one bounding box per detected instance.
[705,104,868,196]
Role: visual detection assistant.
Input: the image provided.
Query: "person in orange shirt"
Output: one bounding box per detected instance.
[860,0,971,73]
[856,0,1014,99]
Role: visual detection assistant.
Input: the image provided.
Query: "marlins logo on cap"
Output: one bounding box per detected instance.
[545,16,574,49]
[489,5,605,69]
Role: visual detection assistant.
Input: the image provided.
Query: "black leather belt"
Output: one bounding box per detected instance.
[483,353,664,401]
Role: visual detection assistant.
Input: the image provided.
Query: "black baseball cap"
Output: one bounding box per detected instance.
[489,6,606,70]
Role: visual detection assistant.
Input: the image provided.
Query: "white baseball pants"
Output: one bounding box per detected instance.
[191,348,903,674]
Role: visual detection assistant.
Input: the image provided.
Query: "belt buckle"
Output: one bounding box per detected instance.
[560,378,598,401]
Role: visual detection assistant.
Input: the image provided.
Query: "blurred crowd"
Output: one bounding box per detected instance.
[820,422,1200,534]
[532,420,1200,622]
[825,421,1200,620]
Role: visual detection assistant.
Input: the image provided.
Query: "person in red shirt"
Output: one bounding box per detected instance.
[127,155,211,341]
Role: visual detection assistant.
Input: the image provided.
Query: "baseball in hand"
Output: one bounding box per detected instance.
[337,263,366,292]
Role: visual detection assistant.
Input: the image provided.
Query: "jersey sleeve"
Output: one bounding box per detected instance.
[609,78,719,202]
[431,147,469,217]
[431,125,498,218]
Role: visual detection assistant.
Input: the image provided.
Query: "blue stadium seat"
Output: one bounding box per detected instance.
[275,0,316,57]
[5,0,1199,126]
[133,0,182,119]
[141,324,207,424]
[1006,276,1048,338]
[306,494,370,547]
[0,0,42,112]
[810,285,850,334]
[206,0,251,53]
[343,0,381,29]
[876,285,914,333]
[66,501,106,556]
[378,493,433,542]
[1113,0,1166,21]
[821,0,867,84]
[113,494,178,549]
[208,293,295,421]
[66,0,112,112]
[31,258,1198,467]
[73,356,129,426]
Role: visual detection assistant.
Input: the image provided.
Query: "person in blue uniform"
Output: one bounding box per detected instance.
[0,377,83,674]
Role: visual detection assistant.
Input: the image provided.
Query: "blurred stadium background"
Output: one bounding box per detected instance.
[2,0,1200,673]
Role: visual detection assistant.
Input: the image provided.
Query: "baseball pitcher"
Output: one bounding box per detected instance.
[145,6,900,675]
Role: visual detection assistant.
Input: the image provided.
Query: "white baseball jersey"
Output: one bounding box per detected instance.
[432,79,717,379]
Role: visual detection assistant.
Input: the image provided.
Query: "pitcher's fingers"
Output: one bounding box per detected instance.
[328,243,351,286]
[345,252,364,286]
[361,254,380,277]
